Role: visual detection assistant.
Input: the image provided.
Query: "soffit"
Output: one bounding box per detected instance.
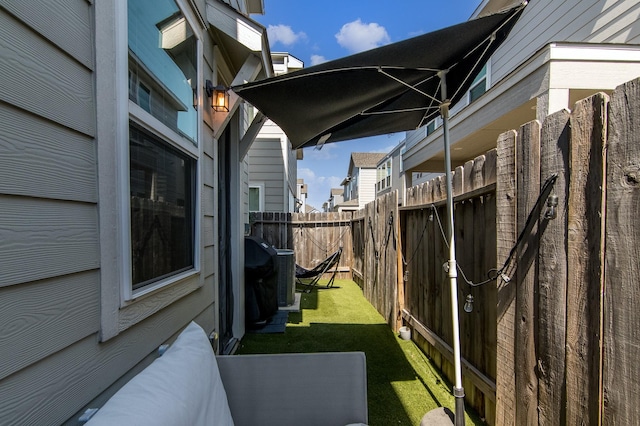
[206,0,272,80]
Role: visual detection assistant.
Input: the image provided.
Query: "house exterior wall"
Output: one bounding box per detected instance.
[404,0,640,174]
[357,168,378,209]
[486,0,640,86]
[248,135,286,211]
[247,122,298,213]
[376,144,406,204]
[247,53,302,213]
[0,1,268,423]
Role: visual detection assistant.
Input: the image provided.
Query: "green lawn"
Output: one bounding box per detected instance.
[237,279,484,425]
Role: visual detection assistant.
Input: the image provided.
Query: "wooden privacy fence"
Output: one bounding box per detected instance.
[401,150,498,422]
[250,211,353,280]
[400,79,640,425]
[248,78,640,425]
[352,191,400,328]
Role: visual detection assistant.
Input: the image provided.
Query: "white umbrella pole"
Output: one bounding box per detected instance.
[438,70,465,426]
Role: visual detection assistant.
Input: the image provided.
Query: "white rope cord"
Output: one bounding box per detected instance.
[295,223,351,254]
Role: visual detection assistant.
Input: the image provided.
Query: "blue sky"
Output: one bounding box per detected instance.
[254,1,480,210]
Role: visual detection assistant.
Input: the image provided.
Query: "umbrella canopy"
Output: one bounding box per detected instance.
[233,2,526,150]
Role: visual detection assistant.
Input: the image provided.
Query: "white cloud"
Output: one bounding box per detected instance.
[267,24,306,47]
[310,54,328,66]
[335,19,390,53]
[305,143,338,160]
[298,167,316,181]
[298,168,343,209]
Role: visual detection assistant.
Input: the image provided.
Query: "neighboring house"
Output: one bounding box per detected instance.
[0,0,271,423]
[403,0,640,180]
[339,152,386,210]
[247,52,304,213]
[296,178,308,213]
[326,188,345,212]
[375,143,407,205]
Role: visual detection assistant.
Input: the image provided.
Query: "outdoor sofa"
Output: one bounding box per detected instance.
[84,322,368,426]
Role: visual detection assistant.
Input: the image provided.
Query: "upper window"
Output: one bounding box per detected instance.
[127,0,199,292]
[426,119,436,136]
[128,0,198,143]
[377,160,392,192]
[468,63,488,103]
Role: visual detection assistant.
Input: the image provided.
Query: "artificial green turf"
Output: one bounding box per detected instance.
[237,279,485,425]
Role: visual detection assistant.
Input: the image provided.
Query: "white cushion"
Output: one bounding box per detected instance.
[87,321,234,426]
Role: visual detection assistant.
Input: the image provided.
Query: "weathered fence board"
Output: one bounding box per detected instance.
[565,93,607,425]
[537,109,570,425]
[495,130,518,426]
[515,120,540,426]
[603,78,640,425]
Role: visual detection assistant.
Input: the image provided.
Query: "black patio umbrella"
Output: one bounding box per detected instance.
[233,3,527,424]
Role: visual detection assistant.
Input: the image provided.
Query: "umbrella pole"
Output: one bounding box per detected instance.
[438,71,465,426]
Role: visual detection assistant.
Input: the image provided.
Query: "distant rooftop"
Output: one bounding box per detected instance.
[351,152,386,168]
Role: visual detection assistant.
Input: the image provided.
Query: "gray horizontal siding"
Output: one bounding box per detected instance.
[0,9,95,136]
[0,103,97,203]
[250,171,285,181]
[0,2,220,426]
[491,0,640,85]
[0,196,100,287]
[203,183,215,216]
[0,279,215,426]
[0,0,94,68]
[249,138,287,211]
[0,271,100,381]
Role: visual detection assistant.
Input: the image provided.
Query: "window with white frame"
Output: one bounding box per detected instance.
[376,159,392,192]
[96,0,204,340]
[249,185,264,212]
[127,0,199,292]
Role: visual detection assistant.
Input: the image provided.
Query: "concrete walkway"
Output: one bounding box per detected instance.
[420,407,455,425]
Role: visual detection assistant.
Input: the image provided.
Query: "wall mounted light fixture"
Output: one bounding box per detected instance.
[205,79,229,112]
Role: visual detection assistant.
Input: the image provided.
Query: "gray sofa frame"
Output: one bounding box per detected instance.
[217,352,368,426]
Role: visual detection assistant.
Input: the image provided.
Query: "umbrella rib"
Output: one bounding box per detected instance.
[361,105,441,115]
[447,3,526,100]
[448,34,495,101]
[233,65,440,91]
[377,68,443,104]
[418,78,442,128]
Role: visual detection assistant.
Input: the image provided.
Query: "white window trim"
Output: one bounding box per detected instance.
[96,0,205,341]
